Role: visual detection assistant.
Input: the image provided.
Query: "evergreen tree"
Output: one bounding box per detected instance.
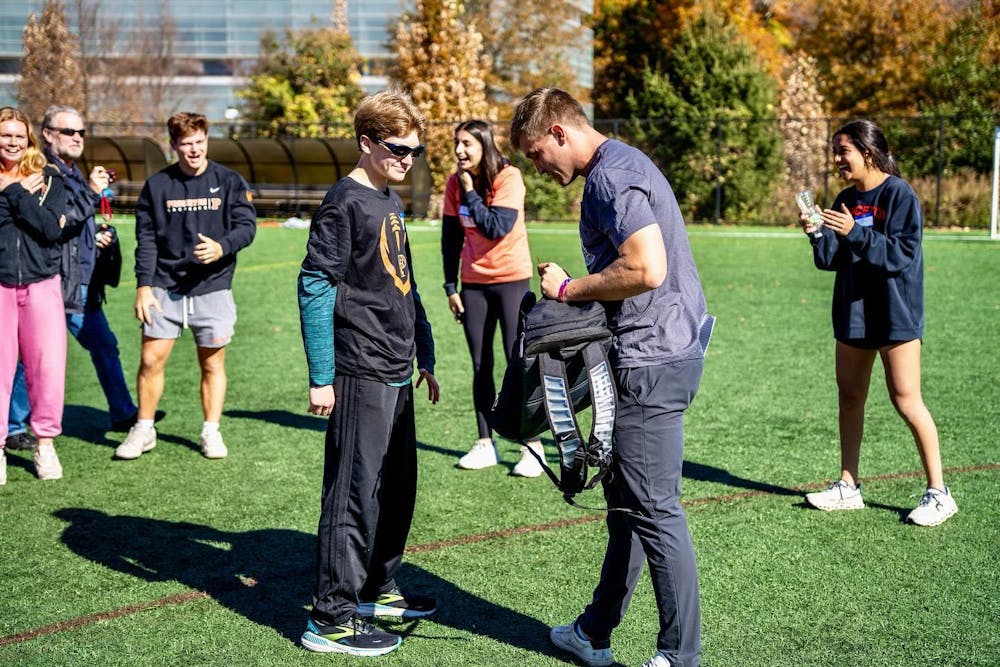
[625,10,782,223]
[390,0,496,216]
[916,0,1000,175]
[18,1,84,125]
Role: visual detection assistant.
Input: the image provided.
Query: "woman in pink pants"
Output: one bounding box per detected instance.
[0,107,68,484]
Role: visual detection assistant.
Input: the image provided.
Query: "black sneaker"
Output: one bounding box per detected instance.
[300,616,401,656]
[111,409,166,433]
[356,588,436,619]
[5,431,37,451]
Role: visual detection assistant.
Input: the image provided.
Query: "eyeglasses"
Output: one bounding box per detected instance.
[48,127,86,138]
[374,137,425,159]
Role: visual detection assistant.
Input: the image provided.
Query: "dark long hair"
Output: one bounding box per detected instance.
[455,119,510,201]
[833,119,901,177]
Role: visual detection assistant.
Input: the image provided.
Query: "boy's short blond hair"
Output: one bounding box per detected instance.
[353,87,426,148]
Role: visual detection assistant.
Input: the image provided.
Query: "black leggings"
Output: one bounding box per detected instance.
[460,279,531,438]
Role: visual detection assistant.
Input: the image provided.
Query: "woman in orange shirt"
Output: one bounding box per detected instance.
[441,119,542,476]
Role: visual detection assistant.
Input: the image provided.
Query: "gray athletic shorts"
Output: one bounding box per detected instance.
[143,287,236,348]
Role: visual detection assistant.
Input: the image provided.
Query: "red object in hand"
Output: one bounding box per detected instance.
[100,191,113,221]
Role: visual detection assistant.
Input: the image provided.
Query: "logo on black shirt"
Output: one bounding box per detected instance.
[379,212,410,295]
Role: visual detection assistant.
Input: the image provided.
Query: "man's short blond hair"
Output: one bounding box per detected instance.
[353,87,426,149]
[510,88,589,149]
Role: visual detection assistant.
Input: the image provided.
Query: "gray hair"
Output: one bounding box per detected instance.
[42,105,83,130]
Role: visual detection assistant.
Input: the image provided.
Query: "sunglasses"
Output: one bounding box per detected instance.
[374,137,425,159]
[49,127,86,138]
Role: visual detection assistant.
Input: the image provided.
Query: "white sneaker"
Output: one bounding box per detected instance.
[457,438,497,470]
[550,621,612,667]
[200,430,228,459]
[643,654,671,667]
[115,425,156,460]
[805,479,864,511]
[34,444,63,480]
[907,487,958,526]
[0,451,7,485]
[511,439,545,478]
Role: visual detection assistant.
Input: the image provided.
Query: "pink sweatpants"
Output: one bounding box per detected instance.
[0,275,67,442]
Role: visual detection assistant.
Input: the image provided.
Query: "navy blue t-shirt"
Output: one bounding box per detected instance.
[579,139,708,367]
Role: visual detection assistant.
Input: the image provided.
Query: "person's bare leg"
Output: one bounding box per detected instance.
[834,341,877,487]
[197,345,227,423]
[137,336,176,420]
[880,340,944,490]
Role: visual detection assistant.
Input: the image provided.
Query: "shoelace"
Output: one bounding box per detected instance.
[918,490,943,508]
[350,617,378,636]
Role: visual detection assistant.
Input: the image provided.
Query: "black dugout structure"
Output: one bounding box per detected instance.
[80,136,432,218]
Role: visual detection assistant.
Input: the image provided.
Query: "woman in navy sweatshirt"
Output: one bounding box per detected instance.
[801,119,957,527]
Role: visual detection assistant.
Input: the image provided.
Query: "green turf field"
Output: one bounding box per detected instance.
[1,222,997,666]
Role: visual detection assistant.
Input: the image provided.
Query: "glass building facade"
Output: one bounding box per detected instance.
[0,1,592,121]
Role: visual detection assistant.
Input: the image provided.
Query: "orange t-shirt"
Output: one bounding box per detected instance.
[443,165,533,285]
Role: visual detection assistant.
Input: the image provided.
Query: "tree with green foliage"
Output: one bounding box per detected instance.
[625,11,782,223]
[593,0,787,120]
[18,1,84,124]
[391,0,496,216]
[239,21,365,138]
[592,0,686,119]
[916,0,1000,174]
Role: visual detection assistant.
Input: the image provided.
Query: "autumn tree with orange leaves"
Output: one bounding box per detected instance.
[391,0,497,217]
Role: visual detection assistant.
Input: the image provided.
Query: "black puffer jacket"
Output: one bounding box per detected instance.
[0,165,68,286]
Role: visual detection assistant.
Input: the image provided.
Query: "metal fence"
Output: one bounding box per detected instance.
[87,112,1000,226]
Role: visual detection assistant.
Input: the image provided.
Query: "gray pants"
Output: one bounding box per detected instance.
[579,358,704,667]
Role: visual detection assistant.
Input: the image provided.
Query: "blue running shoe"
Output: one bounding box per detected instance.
[300,616,401,656]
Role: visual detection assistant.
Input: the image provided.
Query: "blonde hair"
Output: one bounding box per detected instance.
[353,87,426,149]
[0,107,47,176]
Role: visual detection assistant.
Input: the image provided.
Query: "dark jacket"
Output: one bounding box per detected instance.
[135,161,256,296]
[0,164,69,286]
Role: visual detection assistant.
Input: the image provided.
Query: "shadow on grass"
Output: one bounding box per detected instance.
[224,408,467,458]
[682,459,801,497]
[62,404,119,447]
[225,408,327,432]
[51,509,564,659]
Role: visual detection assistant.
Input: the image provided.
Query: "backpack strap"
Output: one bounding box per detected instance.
[536,340,618,499]
[578,342,616,491]
[537,351,589,495]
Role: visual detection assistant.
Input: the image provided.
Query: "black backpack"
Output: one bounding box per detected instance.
[489,292,618,506]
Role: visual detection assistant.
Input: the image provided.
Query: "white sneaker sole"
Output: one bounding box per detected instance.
[804,493,864,511]
[908,506,958,526]
[300,631,401,656]
[115,439,156,460]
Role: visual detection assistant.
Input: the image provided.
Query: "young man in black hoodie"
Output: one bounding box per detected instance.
[115,112,255,461]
